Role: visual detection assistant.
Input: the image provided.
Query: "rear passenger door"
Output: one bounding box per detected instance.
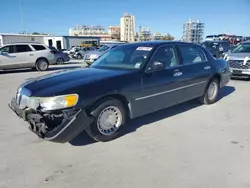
[14,45,35,68]
[176,44,212,100]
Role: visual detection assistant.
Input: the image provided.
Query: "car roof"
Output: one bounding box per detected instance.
[203,40,229,43]
[4,42,45,46]
[117,41,199,48]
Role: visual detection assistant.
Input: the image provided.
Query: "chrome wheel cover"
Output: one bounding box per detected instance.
[208,82,218,100]
[97,106,122,136]
[39,61,48,70]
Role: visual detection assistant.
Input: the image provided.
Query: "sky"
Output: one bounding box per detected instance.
[0,0,250,39]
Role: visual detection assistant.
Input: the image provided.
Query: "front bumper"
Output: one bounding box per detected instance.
[9,98,93,143]
[230,68,250,76]
[220,72,231,87]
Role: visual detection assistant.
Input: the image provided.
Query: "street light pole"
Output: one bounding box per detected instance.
[20,0,25,33]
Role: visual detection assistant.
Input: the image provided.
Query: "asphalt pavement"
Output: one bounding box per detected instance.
[0,63,249,188]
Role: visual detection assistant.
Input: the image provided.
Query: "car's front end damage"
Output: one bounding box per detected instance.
[9,87,93,143]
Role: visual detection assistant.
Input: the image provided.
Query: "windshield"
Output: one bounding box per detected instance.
[232,43,250,53]
[91,44,154,70]
[98,45,110,52]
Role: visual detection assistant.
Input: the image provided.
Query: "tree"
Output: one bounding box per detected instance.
[162,33,175,41]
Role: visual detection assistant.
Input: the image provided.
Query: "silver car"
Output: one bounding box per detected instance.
[83,44,120,65]
[224,41,250,78]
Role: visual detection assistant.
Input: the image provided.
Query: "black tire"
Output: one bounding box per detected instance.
[36,59,49,71]
[77,54,83,59]
[86,99,127,142]
[200,78,219,104]
[56,58,64,65]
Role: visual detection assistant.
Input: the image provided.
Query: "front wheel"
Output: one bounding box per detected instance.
[86,99,126,142]
[201,78,219,104]
[35,59,49,71]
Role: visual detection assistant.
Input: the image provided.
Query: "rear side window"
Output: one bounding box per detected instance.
[32,45,46,51]
[15,45,32,53]
[178,45,207,65]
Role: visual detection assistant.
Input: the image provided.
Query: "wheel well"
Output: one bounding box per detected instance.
[211,74,221,84]
[36,57,49,64]
[86,94,131,119]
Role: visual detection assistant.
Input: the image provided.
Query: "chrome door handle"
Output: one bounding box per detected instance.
[173,72,183,77]
[204,66,211,70]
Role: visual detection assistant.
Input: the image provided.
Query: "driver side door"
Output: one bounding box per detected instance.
[0,45,17,69]
[133,44,186,117]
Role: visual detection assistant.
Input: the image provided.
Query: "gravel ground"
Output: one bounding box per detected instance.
[0,63,249,188]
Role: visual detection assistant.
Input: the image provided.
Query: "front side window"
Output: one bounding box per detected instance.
[0,45,14,53]
[15,45,32,53]
[91,45,153,70]
[232,43,250,53]
[178,45,207,64]
[150,45,179,68]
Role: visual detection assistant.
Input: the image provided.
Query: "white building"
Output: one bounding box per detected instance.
[0,33,50,47]
[182,19,204,44]
[120,13,135,42]
[44,36,100,50]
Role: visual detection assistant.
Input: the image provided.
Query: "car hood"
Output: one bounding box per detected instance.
[85,50,106,57]
[225,52,250,60]
[21,68,132,97]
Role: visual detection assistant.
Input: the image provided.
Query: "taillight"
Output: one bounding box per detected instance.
[50,50,55,54]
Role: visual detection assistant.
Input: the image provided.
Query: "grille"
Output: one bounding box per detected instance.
[16,87,31,109]
[228,60,250,69]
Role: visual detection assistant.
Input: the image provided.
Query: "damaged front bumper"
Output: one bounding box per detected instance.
[9,98,93,143]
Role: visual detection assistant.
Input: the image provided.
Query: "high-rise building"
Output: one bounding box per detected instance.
[182,19,204,44]
[120,13,135,42]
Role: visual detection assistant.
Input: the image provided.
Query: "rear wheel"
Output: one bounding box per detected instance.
[201,78,219,104]
[36,59,49,71]
[86,99,126,142]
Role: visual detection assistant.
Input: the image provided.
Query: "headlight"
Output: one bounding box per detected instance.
[27,94,78,111]
[90,54,98,59]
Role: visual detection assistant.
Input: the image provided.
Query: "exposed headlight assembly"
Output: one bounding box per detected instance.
[27,94,78,111]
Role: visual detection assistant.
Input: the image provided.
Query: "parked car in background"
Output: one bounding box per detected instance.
[50,47,70,64]
[9,41,231,143]
[201,40,230,58]
[224,41,250,78]
[0,43,56,71]
[62,46,80,55]
[83,44,121,65]
[73,47,97,59]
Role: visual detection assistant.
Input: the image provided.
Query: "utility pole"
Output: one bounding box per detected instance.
[20,0,25,33]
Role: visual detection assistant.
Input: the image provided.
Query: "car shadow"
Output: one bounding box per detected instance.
[69,85,235,147]
[0,66,84,75]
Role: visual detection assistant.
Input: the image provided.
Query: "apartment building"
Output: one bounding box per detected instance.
[182,19,204,44]
[108,26,120,40]
[120,13,136,42]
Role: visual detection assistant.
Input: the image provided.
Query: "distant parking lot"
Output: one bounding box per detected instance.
[0,63,250,188]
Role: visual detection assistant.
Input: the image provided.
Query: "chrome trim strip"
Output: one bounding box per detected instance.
[135,81,207,101]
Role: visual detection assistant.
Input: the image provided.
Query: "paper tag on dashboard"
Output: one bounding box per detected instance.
[136,47,152,51]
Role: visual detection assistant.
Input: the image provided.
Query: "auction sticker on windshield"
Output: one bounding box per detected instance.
[136,47,153,51]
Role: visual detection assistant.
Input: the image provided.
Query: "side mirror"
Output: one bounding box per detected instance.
[147,61,164,72]
[1,51,8,55]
